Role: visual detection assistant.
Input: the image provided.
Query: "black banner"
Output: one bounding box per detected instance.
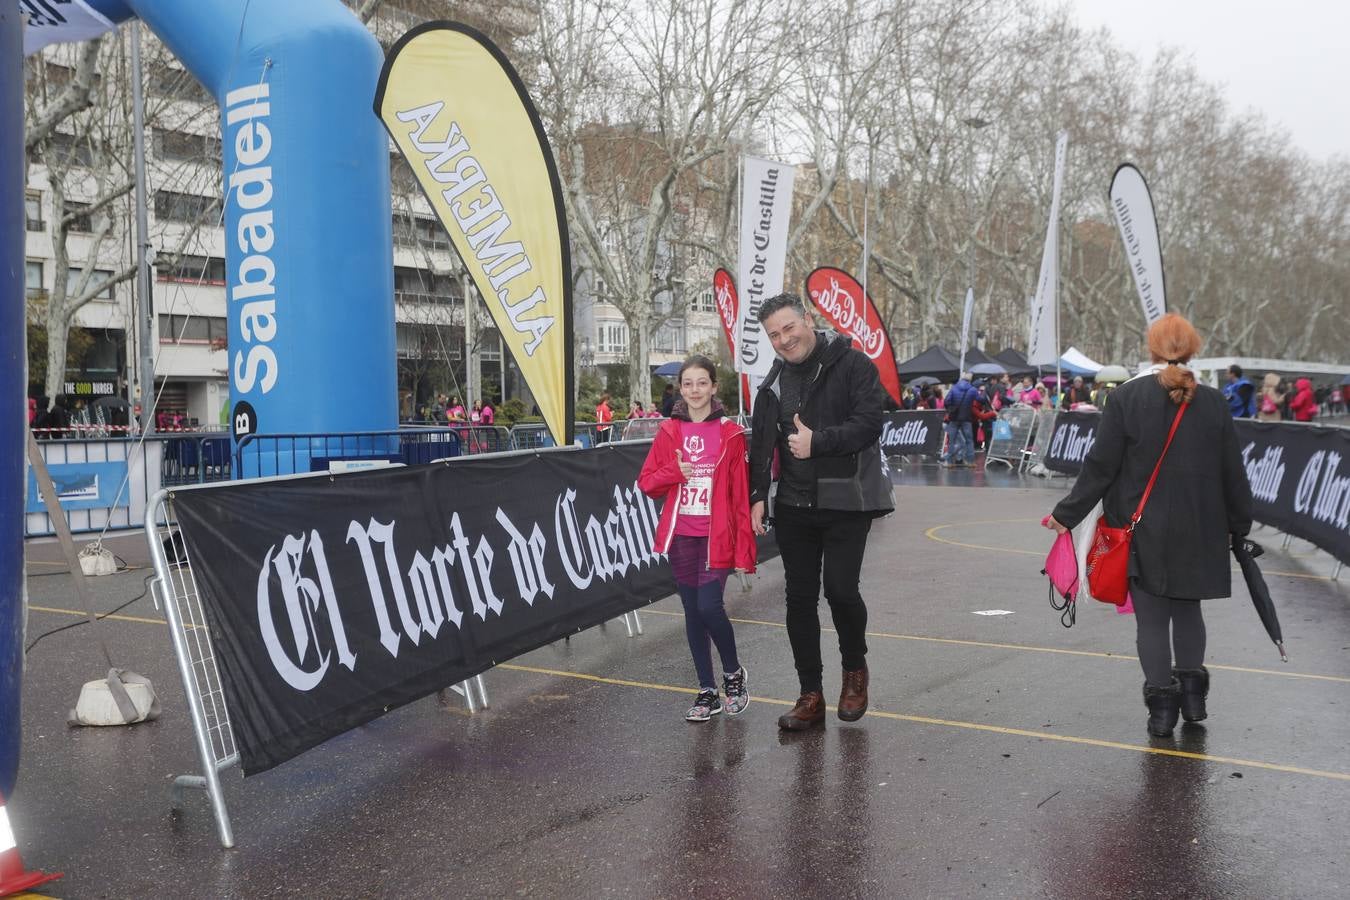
[879,410,946,457]
[1042,411,1100,474]
[1041,411,1349,564]
[172,443,771,774]
[1233,420,1350,565]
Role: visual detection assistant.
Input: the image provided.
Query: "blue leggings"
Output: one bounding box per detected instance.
[678,579,740,690]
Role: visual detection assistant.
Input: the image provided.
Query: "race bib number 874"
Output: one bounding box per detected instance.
[678,476,712,516]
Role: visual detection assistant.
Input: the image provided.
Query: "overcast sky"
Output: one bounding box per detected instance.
[1064,0,1348,161]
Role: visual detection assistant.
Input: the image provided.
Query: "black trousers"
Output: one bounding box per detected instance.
[773,504,873,693]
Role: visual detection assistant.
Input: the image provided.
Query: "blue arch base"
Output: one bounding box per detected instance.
[1,7,25,799]
[2,0,397,794]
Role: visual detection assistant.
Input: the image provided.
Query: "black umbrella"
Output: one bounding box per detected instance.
[907,375,939,388]
[90,396,131,409]
[1232,538,1287,661]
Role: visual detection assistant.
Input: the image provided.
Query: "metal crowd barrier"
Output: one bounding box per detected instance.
[143,442,655,847]
[617,416,668,441]
[507,422,601,450]
[444,425,512,455]
[985,407,1038,471]
[23,435,164,538]
[160,434,234,487]
[234,428,465,477]
[1022,408,1065,476]
[144,466,501,848]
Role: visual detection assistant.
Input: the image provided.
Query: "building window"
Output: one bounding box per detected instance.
[158,314,228,344]
[25,260,44,298]
[156,253,227,284]
[393,266,459,304]
[597,321,628,354]
[654,322,686,353]
[396,323,461,360]
[154,128,222,163]
[148,63,209,102]
[693,288,715,313]
[40,130,94,167]
[154,189,221,224]
[392,212,451,251]
[64,200,94,233]
[25,191,43,231]
[66,267,115,300]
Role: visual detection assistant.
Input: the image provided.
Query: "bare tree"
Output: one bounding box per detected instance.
[533,0,801,403]
[26,36,214,404]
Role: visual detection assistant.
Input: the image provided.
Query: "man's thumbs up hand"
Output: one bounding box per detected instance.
[788,413,813,459]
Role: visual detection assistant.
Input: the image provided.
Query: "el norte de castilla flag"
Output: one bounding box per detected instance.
[376,22,573,444]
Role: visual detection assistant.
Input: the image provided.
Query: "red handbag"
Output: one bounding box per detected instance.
[1086,402,1188,605]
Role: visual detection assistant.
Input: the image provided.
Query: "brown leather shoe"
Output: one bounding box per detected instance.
[838,667,869,721]
[777,691,826,731]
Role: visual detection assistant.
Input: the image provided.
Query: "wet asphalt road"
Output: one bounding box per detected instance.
[10,460,1350,899]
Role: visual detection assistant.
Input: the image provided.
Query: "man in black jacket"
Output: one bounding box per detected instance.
[749,293,894,730]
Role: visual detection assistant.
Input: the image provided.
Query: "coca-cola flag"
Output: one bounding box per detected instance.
[805,267,901,405]
[713,268,752,413]
[713,268,738,357]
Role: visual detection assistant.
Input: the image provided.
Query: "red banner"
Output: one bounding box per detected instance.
[713,268,751,412]
[804,267,901,405]
[713,268,738,357]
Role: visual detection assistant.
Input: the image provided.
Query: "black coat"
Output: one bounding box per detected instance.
[749,331,893,514]
[1052,374,1253,600]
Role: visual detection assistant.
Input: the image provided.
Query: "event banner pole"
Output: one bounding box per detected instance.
[735,156,795,413]
[377,23,574,445]
[958,287,975,374]
[1109,163,1167,326]
[1028,132,1067,370]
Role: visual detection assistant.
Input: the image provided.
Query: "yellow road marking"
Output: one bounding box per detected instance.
[499,663,1350,783]
[29,595,1348,686]
[922,521,1340,581]
[27,604,178,628]
[641,609,1350,684]
[25,604,1350,781]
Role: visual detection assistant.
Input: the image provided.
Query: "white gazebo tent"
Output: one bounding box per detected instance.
[1153,357,1348,389]
[1059,346,1103,375]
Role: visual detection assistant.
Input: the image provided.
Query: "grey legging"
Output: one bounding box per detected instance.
[1131,585,1206,687]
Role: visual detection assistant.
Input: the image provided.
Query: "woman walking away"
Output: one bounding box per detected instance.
[1043,314,1253,738]
[639,356,756,722]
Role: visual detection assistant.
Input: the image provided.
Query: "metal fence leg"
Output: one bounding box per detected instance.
[621,612,636,638]
[630,610,644,636]
[1333,561,1343,581]
[160,573,236,848]
[474,674,490,709]
[1282,533,1293,550]
[171,774,206,811]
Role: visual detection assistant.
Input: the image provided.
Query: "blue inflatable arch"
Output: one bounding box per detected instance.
[2,0,396,795]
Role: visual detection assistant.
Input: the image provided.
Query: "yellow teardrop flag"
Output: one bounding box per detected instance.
[375,23,573,444]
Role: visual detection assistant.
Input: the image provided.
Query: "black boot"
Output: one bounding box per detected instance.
[1174,666,1209,722]
[1143,678,1182,737]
